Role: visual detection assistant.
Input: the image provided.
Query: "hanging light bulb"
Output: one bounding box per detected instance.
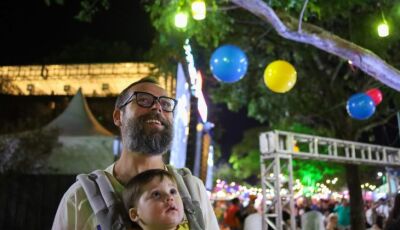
[377,9,389,37]
[174,11,188,28]
[377,22,389,37]
[191,0,206,20]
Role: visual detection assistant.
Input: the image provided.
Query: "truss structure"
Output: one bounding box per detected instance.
[259,130,400,230]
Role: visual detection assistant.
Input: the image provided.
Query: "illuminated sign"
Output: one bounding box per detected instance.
[170,63,191,168]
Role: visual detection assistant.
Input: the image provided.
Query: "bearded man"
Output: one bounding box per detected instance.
[52,77,218,230]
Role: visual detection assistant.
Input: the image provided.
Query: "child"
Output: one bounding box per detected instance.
[326,213,339,230]
[122,169,188,230]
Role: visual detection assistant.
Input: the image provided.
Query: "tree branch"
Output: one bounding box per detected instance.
[211,6,240,11]
[354,112,397,140]
[230,0,400,92]
[331,60,345,85]
[298,0,309,32]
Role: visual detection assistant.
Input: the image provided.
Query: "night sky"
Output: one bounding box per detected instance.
[0,0,153,65]
[214,106,263,163]
[0,0,264,162]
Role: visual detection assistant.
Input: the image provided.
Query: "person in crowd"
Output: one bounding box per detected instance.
[334,198,351,230]
[365,201,374,228]
[384,193,400,230]
[122,169,186,230]
[224,197,242,230]
[243,211,262,230]
[301,198,325,230]
[366,201,386,230]
[376,198,390,220]
[214,200,228,228]
[326,213,339,230]
[321,199,334,217]
[52,77,218,229]
[239,194,258,223]
[282,202,292,229]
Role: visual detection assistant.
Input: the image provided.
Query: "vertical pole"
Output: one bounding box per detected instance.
[397,112,400,136]
[260,154,268,230]
[288,155,296,230]
[275,154,282,229]
[193,123,203,177]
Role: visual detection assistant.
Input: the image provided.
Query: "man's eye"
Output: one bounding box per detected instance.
[138,97,152,104]
[160,100,172,107]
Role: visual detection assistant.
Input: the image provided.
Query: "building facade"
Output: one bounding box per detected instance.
[0,62,174,96]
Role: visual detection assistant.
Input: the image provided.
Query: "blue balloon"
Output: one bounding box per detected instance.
[209,45,248,83]
[346,93,376,120]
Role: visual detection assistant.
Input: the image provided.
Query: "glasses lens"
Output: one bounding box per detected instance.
[134,92,176,112]
[159,97,176,112]
[136,93,154,107]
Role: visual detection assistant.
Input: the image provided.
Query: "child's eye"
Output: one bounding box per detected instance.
[170,188,177,195]
[151,191,161,199]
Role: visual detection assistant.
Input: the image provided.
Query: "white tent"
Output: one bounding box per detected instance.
[45,89,115,174]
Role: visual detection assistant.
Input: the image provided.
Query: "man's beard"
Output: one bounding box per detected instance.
[123,112,173,155]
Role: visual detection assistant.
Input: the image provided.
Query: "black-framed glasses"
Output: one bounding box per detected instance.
[119,91,178,112]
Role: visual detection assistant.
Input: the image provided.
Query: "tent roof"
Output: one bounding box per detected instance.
[45,89,113,136]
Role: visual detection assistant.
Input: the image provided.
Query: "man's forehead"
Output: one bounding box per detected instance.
[131,82,168,96]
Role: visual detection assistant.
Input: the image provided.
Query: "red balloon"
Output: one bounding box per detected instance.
[365,88,383,105]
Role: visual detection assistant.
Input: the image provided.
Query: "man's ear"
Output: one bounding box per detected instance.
[129,208,139,222]
[113,109,122,127]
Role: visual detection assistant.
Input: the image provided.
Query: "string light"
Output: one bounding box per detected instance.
[377,22,389,37]
[174,11,188,28]
[191,0,206,20]
[377,9,389,37]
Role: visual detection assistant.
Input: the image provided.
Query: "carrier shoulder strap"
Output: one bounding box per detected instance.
[77,170,128,230]
[167,165,205,230]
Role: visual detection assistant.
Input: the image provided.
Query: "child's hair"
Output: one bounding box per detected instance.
[327,213,338,222]
[122,169,177,212]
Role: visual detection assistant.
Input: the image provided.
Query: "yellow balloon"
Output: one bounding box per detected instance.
[264,60,297,93]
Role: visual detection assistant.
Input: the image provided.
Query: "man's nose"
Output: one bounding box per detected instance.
[150,99,163,112]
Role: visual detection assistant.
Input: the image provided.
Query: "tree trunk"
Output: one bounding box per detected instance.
[345,164,366,230]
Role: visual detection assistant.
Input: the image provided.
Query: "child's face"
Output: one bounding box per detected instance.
[129,177,184,230]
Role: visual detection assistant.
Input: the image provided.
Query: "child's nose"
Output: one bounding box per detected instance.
[165,194,174,202]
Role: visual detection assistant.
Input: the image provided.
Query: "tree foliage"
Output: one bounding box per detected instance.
[45,0,110,22]
[142,1,400,140]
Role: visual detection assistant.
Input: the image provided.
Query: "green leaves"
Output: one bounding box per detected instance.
[44,0,64,6]
[74,0,110,22]
[228,127,267,180]
[145,0,232,46]
[144,0,233,74]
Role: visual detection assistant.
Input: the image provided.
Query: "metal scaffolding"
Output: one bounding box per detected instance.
[259,130,400,230]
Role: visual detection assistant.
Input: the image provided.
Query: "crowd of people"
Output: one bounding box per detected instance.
[214,195,259,230]
[214,193,400,230]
